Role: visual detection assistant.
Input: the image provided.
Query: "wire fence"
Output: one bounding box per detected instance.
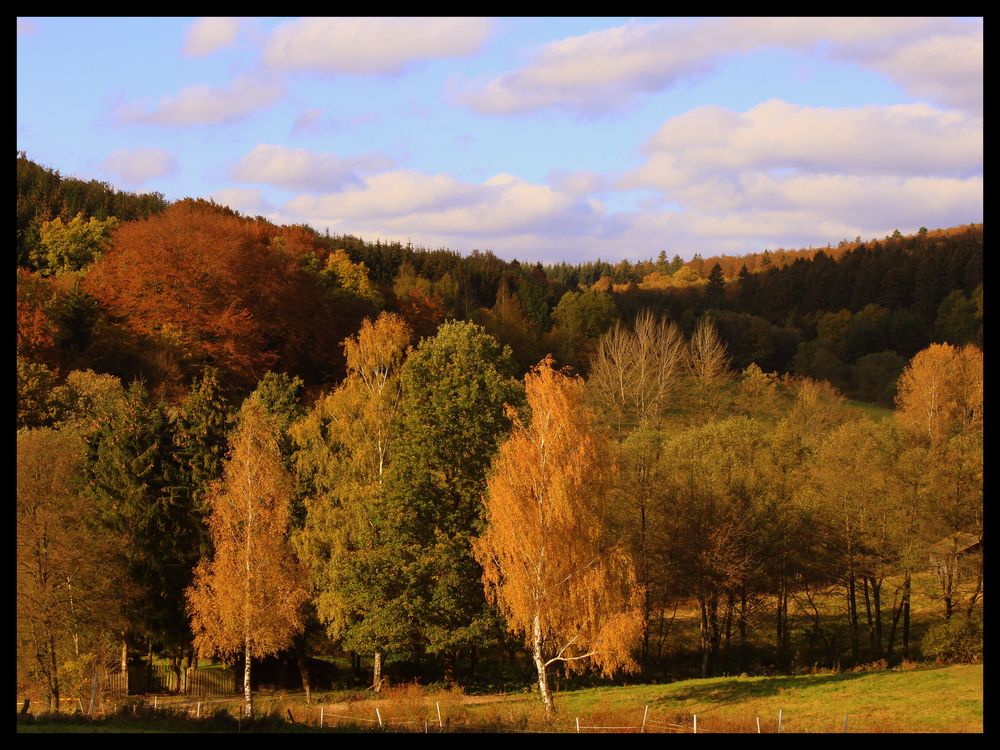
[17,695,868,733]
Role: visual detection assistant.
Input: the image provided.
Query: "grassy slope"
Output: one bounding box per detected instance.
[545,664,982,733]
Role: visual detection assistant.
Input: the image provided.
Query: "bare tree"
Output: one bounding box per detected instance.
[589,309,686,435]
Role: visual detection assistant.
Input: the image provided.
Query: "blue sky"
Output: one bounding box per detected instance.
[17,17,982,264]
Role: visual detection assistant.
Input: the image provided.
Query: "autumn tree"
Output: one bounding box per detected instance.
[894,343,982,444]
[18,428,87,710]
[292,312,412,691]
[476,358,642,714]
[83,200,362,391]
[686,316,732,417]
[187,398,309,717]
[658,417,776,677]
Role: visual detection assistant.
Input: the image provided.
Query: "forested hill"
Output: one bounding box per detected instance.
[17,152,169,269]
[16,153,982,412]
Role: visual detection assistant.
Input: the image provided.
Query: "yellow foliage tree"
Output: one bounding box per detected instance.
[187,400,308,717]
[475,357,641,715]
[895,343,983,443]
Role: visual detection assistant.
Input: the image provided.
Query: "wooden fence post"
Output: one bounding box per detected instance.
[844,714,849,732]
[641,705,648,733]
[777,709,782,733]
[576,717,580,733]
[376,706,382,728]
[756,716,761,733]
[320,706,324,727]
[693,714,697,733]
[437,701,443,730]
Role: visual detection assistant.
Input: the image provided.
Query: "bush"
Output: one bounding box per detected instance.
[921,615,983,663]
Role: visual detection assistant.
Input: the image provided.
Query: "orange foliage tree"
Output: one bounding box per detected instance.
[475,357,641,715]
[84,200,361,391]
[186,398,308,717]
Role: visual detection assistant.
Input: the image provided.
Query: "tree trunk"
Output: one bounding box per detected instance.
[243,641,252,717]
[443,651,457,686]
[372,650,383,693]
[738,588,748,672]
[861,576,875,657]
[532,613,554,716]
[293,635,312,703]
[639,500,650,670]
[699,596,711,678]
[966,552,983,619]
[902,573,911,659]
[870,577,883,659]
[48,631,60,712]
[847,574,860,662]
[170,653,182,694]
[121,634,128,695]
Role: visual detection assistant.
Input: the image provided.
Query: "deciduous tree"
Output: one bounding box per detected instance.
[476,358,641,714]
[187,399,308,716]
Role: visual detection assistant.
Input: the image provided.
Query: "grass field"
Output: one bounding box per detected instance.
[17,663,981,733]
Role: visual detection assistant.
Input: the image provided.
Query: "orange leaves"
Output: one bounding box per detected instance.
[895,343,983,443]
[477,357,641,686]
[83,201,351,390]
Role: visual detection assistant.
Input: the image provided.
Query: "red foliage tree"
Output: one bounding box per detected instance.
[84,200,362,391]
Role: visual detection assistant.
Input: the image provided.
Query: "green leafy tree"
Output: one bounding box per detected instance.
[292,313,412,691]
[32,212,119,276]
[384,320,522,683]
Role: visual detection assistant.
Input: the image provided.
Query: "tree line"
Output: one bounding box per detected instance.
[17,315,982,716]
[16,154,983,716]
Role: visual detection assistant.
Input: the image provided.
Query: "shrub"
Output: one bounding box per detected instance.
[921,615,983,663]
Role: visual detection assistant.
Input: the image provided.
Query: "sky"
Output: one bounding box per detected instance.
[16,17,983,264]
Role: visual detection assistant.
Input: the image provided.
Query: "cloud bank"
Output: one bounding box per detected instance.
[456,17,982,115]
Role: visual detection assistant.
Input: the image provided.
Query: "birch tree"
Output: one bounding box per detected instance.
[292,312,411,691]
[476,357,641,715]
[187,399,308,717]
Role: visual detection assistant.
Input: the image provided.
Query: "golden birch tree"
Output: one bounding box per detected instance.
[476,357,641,715]
[187,400,308,717]
[292,312,411,691]
[895,343,983,444]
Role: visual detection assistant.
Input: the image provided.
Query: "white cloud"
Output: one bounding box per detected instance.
[606,98,984,260]
[629,100,982,193]
[456,17,982,115]
[119,75,284,126]
[209,187,274,215]
[183,17,241,57]
[263,17,492,75]
[100,148,177,186]
[231,144,393,192]
[284,169,596,241]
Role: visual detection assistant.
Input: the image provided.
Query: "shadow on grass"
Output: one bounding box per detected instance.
[650,670,878,707]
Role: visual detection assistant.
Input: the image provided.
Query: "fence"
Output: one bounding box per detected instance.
[104,665,239,697]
